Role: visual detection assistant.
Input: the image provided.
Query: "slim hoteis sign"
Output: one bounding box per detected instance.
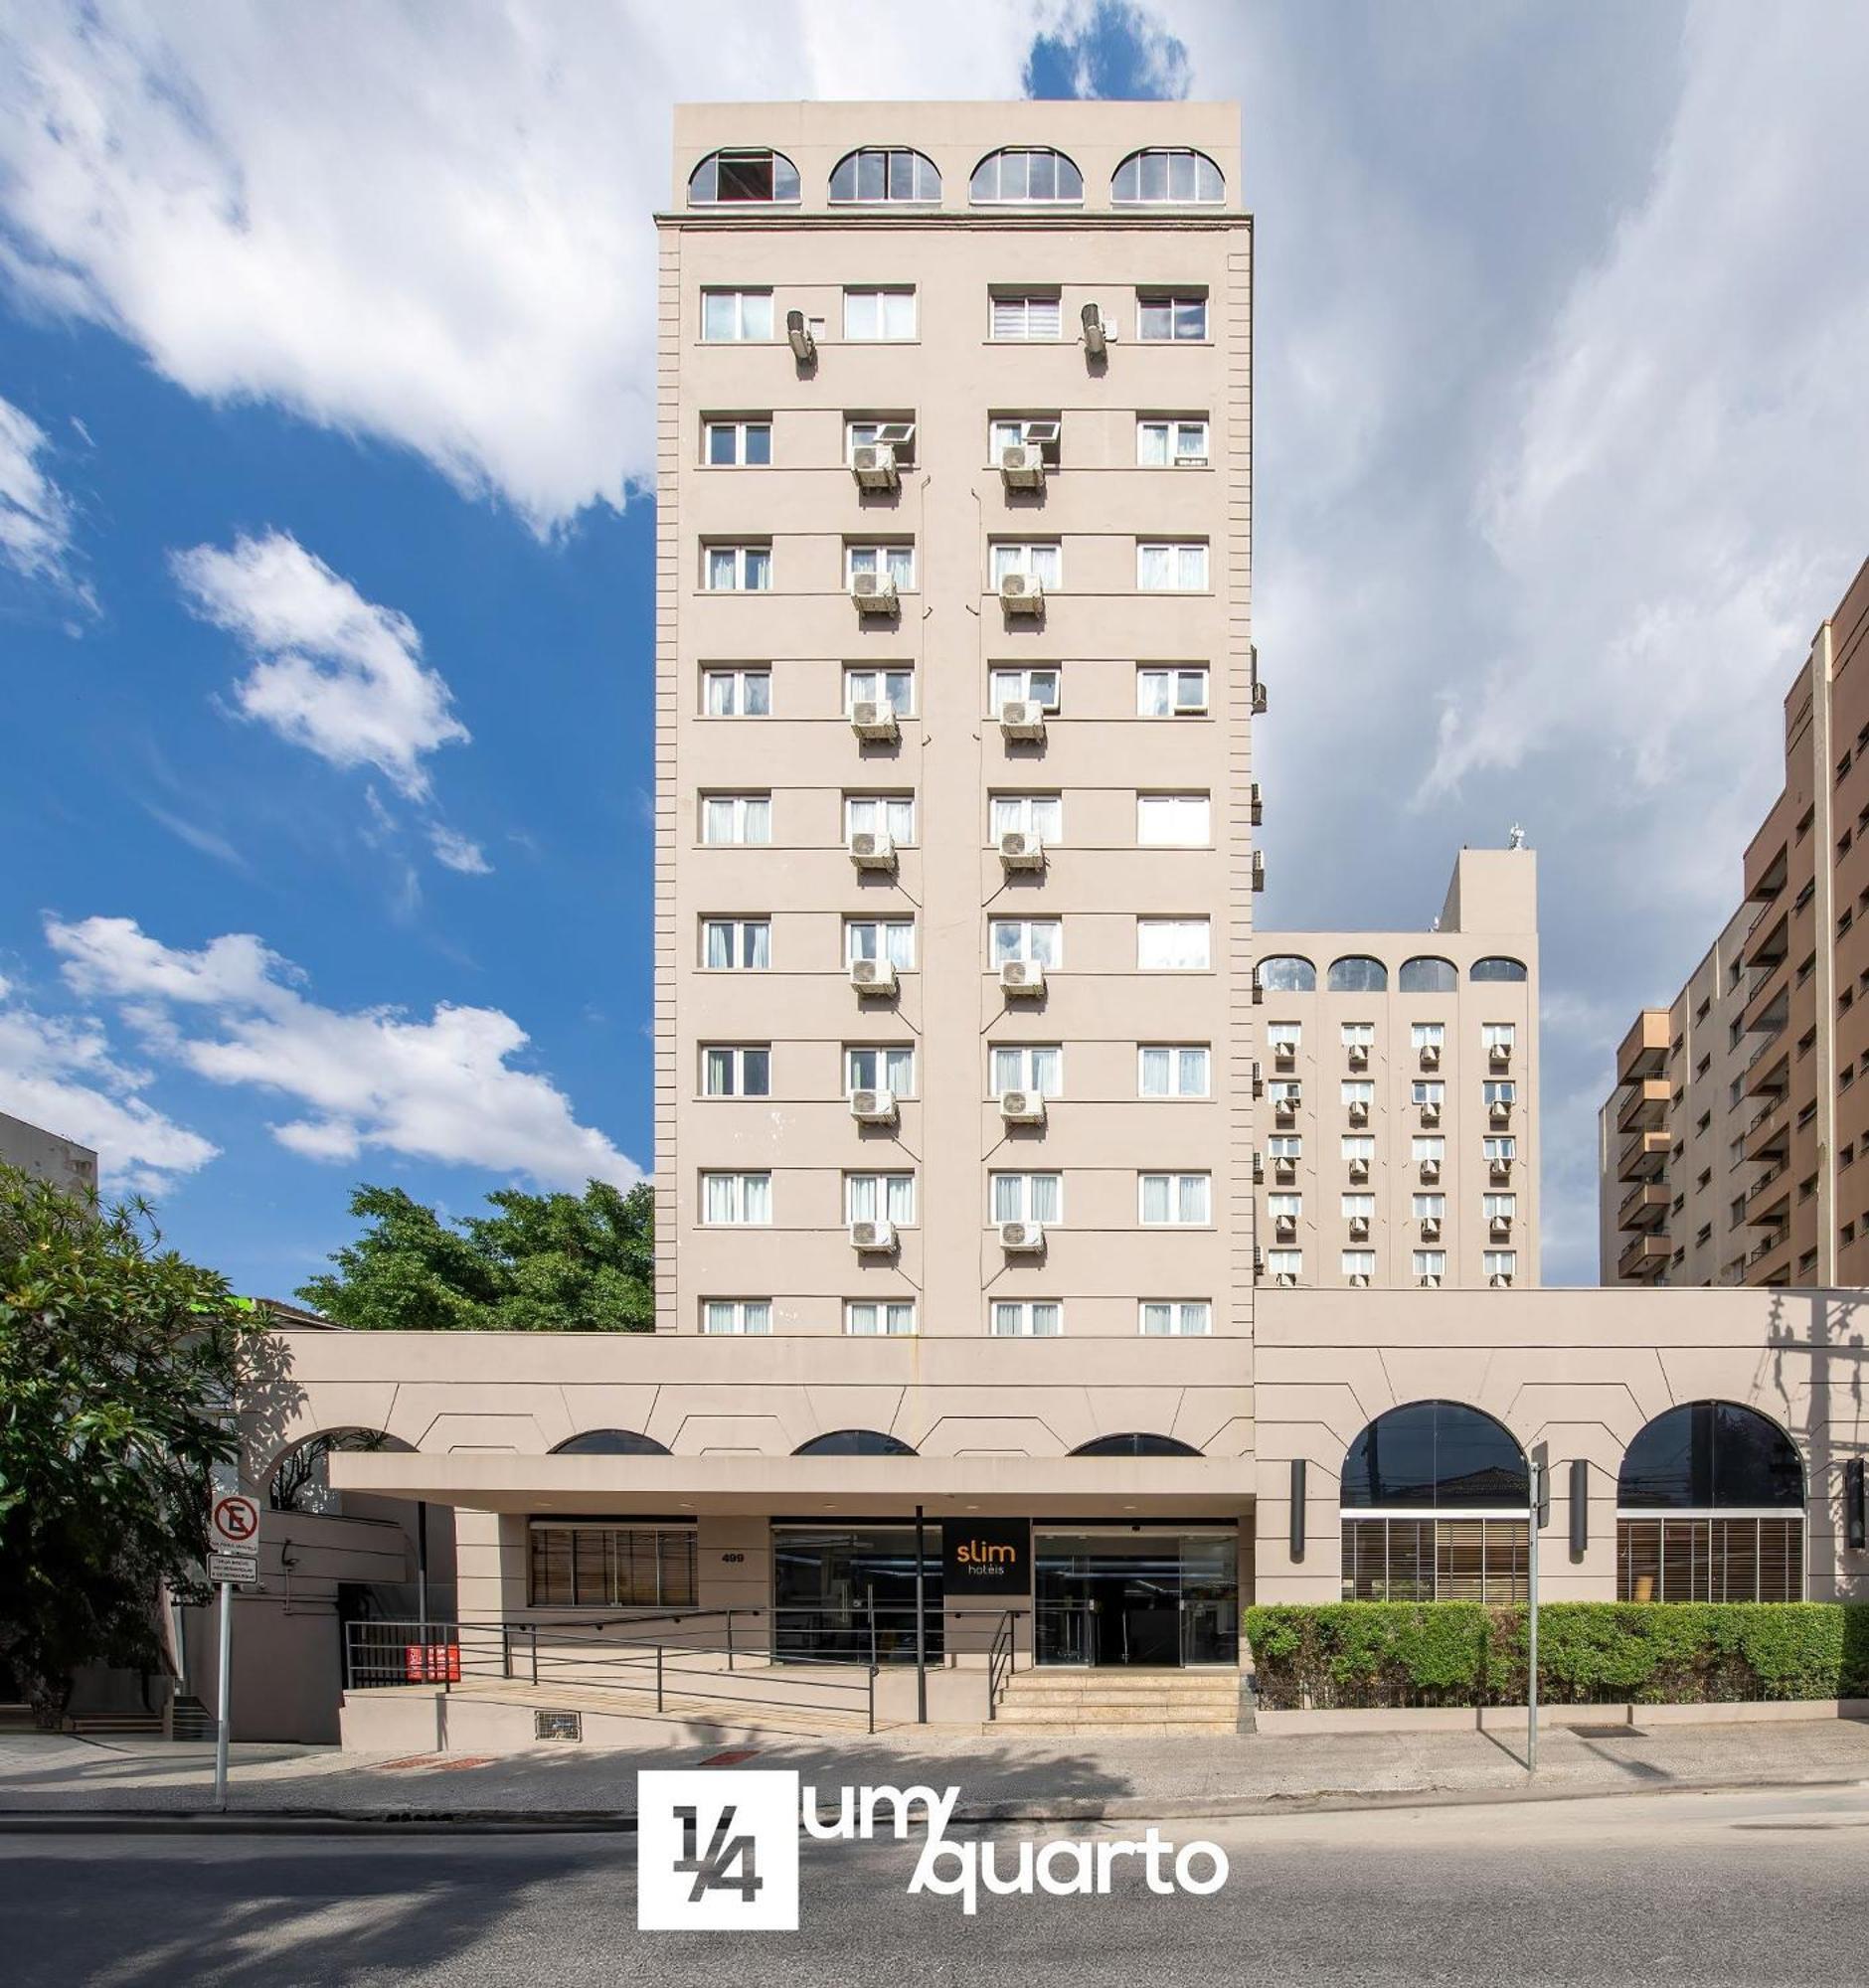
[939,1517,1032,1595]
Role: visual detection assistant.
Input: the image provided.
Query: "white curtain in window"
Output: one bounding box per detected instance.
[1140,1176,1170,1224]
[1179,1175,1210,1223]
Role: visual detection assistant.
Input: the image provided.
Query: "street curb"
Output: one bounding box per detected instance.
[4,1766,1865,1835]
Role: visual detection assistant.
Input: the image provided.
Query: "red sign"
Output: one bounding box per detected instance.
[405,1643,461,1684]
[211,1494,259,1547]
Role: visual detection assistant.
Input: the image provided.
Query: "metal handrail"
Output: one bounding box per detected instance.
[985,1607,1026,1721]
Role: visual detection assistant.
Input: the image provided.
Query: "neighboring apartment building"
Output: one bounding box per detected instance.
[1254,843,1538,1289]
[0,1109,98,1199]
[1603,556,1869,1287]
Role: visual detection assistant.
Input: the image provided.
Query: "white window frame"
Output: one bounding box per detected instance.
[700,289,774,342]
[1136,417,1210,467]
[701,917,770,970]
[991,541,1064,588]
[1139,1300,1212,1337]
[1267,1248,1302,1281]
[990,1171,1063,1226]
[991,665,1062,714]
[1341,1194,1376,1221]
[1267,1022,1302,1053]
[1484,1079,1518,1105]
[991,917,1063,967]
[703,666,770,718]
[1340,1080,1375,1105]
[1137,918,1211,971]
[700,793,771,845]
[1413,1194,1447,1221]
[1268,1079,1302,1105]
[845,1172,916,1227]
[991,793,1063,841]
[1136,666,1210,716]
[1137,541,1210,591]
[1139,1172,1213,1226]
[845,918,916,969]
[1267,1135,1302,1160]
[1483,1023,1518,1051]
[1484,1194,1518,1222]
[1340,1250,1376,1280]
[1268,1193,1302,1221]
[989,292,1064,340]
[843,288,917,341]
[1136,793,1212,846]
[1412,1135,1446,1162]
[704,543,772,591]
[844,794,915,844]
[845,1300,918,1337]
[993,1045,1063,1097]
[990,415,1063,463]
[845,666,915,717]
[845,1045,915,1098]
[1341,1135,1374,1161]
[701,1045,771,1097]
[1484,1250,1518,1281]
[990,1300,1064,1338]
[701,1173,771,1226]
[1412,1079,1446,1105]
[1484,1136,1518,1162]
[845,418,919,466]
[703,417,772,467]
[1411,1021,1446,1049]
[701,1298,772,1336]
[1413,1249,1447,1279]
[1136,292,1208,342]
[846,543,916,589]
[1138,1044,1211,1097]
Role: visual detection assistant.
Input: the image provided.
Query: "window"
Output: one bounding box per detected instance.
[1482,1023,1517,1053]
[530,1524,697,1608]
[702,1045,770,1097]
[1267,1022,1301,1055]
[970,147,1083,204]
[1411,1079,1444,1105]
[992,542,1063,588]
[704,417,771,466]
[689,149,799,204]
[1112,147,1224,204]
[1268,1195,1302,1224]
[846,667,914,717]
[1267,1248,1302,1281]
[1343,1401,1528,1510]
[702,1173,771,1225]
[991,1172,1063,1225]
[845,794,915,844]
[1328,954,1389,994]
[846,417,919,465]
[845,1300,918,1336]
[843,288,917,340]
[1399,955,1458,994]
[990,415,1063,462]
[1343,1135,1375,1162]
[704,666,770,717]
[1341,1250,1376,1281]
[705,543,771,590]
[846,1045,915,1097]
[1137,418,1210,466]
[989,292,1063,340]
[1412,1136,1444,1162]
[1342,1080,1375,1106]
[1138,1045,1210,1096]
[1136,793,1211,844]
[1342,1516,1527,1602]
[1137,293,1207,341]
[1268,1135,1302,1159]
[1139,1173,1211,1225]
[992,793,1064,841]
[846,1173,915,1226]
[1258,954,1316,992]
[1137,918,1210,970]
[1484,1080,1517,1106]
[1411,1022,1445,1049]
[1484,1250,1517,1281]
[1484,1194,1517,1222]
[1413,1195,1446,1222]
[846,918,916,969]
[991,1300,1063,1337]
[829,147,939,204]
[1271,1083,1298,1113]
[1470,955,1529,983]
[1484,1136,1516,1163]
[992,666,1061,714]
[846,543,915,590]
[1137,666,1209,715]
[701,288,774,341]
[991,917,1063,966]
[1140,1301,1212,1336]
[702,918,769,970]
[1137,541,1209,590]
[1341,1193,1375,1222]
[1341,1023,1375,1049]
[993,1045,1063,1096]
[701,793,770,844]
[1413,1250,1446,1279]
[702,1299,771,1336]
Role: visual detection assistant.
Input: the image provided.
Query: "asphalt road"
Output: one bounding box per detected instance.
[6,1781,1869,1986]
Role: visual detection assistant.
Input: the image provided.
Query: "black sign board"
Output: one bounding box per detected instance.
[939,1517,1032,1595]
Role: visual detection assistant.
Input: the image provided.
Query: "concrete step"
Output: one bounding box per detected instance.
[994,1703,1239,1729]
[989,1719,1243,1738]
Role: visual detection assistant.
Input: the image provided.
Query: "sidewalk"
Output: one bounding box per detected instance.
[4,1712,1869,1825]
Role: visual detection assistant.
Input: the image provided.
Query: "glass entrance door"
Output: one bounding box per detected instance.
[1033,1531,1239,1667]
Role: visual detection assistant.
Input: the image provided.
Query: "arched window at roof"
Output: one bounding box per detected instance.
[1470,955,1528,983]
[266,1427,411,1514]
[1071,1433,1202,1457]
[970,146,1083,204]
[551,1429,670,1456]
[1258,953,1316,993]
[1618,1402,1804,1510]
[1328,954,1389,995]
[830,147,940,204]
[1399,954,1458,994]
[688,148,801,205]
[1112,147,1224,204]
[793,1429,917,1456]
[1342,1401,1528,1509]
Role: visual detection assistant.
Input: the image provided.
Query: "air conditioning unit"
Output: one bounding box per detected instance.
[1274,1157,1297,1184]
[1418,1274,1442,1289]
[1274,1098,1297,1125]
[850,699,900,743]
[1420,1042,1442,1070]
[1421,1101,1443,1126]
[1490,1158,1513,1184]
[1252,1156,1265,1185]
[850,1220,895,1252]
[851,572,899,615]
[1000,959,1046,997]
[1249,780,1262,823]
[852,442,899,491]
[1421,1217,1443,1242]
[1000,442,1045,490]
[1252,680,1269,716]
[1348,1273,1371,1288]
[1347,1100,1370,1127]
[998,699,1046,742]
[1348,1158,1370,1184]
[1274,1041,1296,1068]
[1420,1158,1442,1184]
[785,308,815,363]
[1081,302,1111,355]
[849,1088,898,1125]
[1251,1062,1264,1098]
[1489,1272,1514,1288]
[1489,1099,1512,1125]
[999,1089,1046,1126]
[849,831,897,872]
[1489,1042,1513,1068]
[1347,1043,1369,1070]
[1000,1221,1046,1252]
[1348,1215,1371,1242]
[1489,1216,1513,1241]
[850,958,898,996]
[1252,851,1267,893]
[1000,572,1045,614]
[999,830,1045,871]
[1274,1213,1297,1240]
[1274,1271,1298,1287]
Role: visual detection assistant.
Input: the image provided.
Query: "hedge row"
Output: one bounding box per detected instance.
[1243,1602,1869,1710]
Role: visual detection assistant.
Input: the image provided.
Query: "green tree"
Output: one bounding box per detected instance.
[298,1179,654,1333]
[0,1165,257,1725]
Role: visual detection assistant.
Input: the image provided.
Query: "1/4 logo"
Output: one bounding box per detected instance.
[638,1770,799,1930]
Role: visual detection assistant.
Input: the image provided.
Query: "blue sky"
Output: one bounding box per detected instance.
[3,2,1868,1292]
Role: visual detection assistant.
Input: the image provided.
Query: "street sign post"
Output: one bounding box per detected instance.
[207,1482,257,1813]
[1528,1443,1550,1775]
[210,1493,260,1551]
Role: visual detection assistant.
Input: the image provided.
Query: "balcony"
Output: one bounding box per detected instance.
[1739,908,1788,976]
[1615,1009,1671,1085]
[1744,1160,1791,1226]
[1616,1182,1669,1234]
[1616,1128,1670,1182]
[1742,1094,1790,1163]
[1615,1077,1670,1135]
[1738,958,1791,1041]
[1743,821,1788,907]
[1617,1233,1670,1282]
[1743,1041,1791,1101]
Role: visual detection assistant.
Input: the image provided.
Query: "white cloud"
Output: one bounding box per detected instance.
[0,2,1055,529]
[172,531,467,800]
[48,914,637,1190]
[0,977,218,1193]
[0,390,85,592]
[427,824,492,876]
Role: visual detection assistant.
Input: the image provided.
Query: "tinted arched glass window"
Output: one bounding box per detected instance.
[1071,1433,1202,1457]
[1618,1402,1804,1509]
[1398,955,1458,993]
[1112,148,1224,204]
[970,147,1084,204]
[689,149,801,205]
[1470,955,1528,983]
[551,1430,671,1455]
[830,147,940,203]
[1328,954,1389,994]
[794,1429,917,1456]
[1342,1401,1528,1509]
[1258,954,1316,993]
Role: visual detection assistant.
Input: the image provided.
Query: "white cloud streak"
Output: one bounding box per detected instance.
[0,390,84,591]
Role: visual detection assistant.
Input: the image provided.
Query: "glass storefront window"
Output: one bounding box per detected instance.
[770,1527,941,1664]
[1033,1531,1238,1668]
[1340,1516,1528,1603]
[528,1524,696,1609]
